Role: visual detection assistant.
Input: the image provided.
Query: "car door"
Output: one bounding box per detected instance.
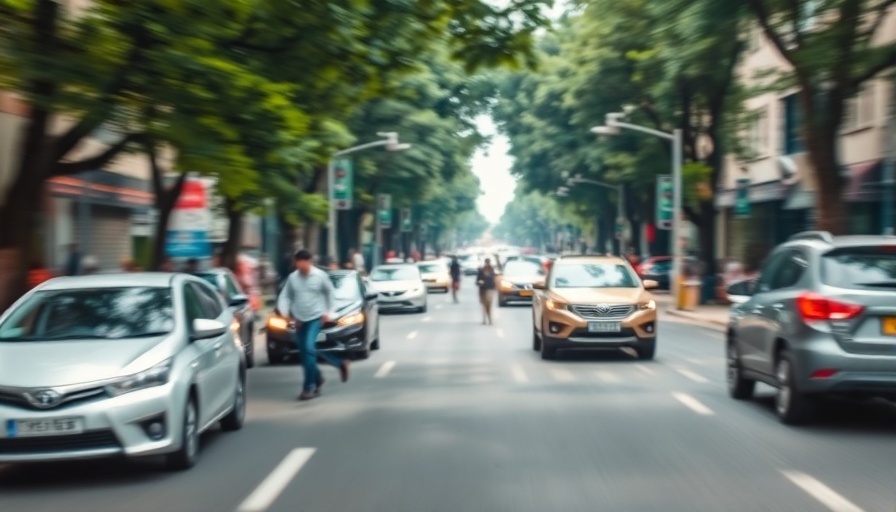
[182,283,223,427]
[738,251,789,371]
[191,282,238,420]
[358,275,378,343]
[753,249,808,375]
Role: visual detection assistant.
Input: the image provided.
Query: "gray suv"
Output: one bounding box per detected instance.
[727,231,896,424]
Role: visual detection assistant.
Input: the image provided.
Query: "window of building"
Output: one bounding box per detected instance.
[782,94,804,155]
[843,83,875,132]
[747,107,768,158]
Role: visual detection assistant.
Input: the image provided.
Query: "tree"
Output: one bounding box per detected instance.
[728,0,896,234]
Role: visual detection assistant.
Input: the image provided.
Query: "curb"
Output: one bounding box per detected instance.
[664,308,728,332]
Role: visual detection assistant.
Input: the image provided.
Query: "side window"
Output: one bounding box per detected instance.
[183,285,205,329]
[191,282,224,319]
[756,252,789,293]
[357,275,367,297]
[224,274,242,297]
[769,251,807,290]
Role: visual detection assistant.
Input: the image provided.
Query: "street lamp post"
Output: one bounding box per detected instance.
[327,132,410,265]
[591,114,683,302]
[566,175,625,256]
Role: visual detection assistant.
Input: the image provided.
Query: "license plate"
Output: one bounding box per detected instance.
[588,322,621,333]
[882,317,896,336]
[519,290,533,297]
[6,417,84,438]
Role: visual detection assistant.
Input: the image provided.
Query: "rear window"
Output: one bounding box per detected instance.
[822,247,896,289]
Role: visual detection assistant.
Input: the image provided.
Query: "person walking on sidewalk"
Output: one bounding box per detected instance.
[476,258,497,325]
[449,256,462,303]
[277,249,350,401]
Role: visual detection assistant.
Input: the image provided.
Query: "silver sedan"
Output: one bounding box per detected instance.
[0,273,246,470]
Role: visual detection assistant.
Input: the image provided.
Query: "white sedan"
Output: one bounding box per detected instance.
[367,264,428,313]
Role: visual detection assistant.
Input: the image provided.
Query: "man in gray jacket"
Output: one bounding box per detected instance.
[277,249,350,400]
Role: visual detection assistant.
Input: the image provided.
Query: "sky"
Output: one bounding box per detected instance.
[471,1,568,225]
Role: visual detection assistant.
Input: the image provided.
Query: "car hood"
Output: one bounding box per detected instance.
[503,275,543,285]
[370,280,423,292]
[421,272,449,279]
[0,336,171,388]
[549,287,647,304]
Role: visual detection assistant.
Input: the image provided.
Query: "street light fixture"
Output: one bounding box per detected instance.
[591,112,684,303]
[565,174,626,256]
[327,133,412,264]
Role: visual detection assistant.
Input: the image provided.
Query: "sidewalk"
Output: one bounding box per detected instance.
[654,293,729,332]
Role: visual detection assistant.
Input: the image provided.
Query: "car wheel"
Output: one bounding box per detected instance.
[221,372,246,432]
[267,348,284,365]
[167,395,200,470]
[532,327,541,351]
[775,351,814,425]
[726,340,755,400]
[419,303,428,314]
[636,341,656,361]
[371,323,380,351]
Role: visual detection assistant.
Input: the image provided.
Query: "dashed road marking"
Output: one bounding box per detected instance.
[511,364,528,383]
[436,304,443,310]
[496,328,505,338]
[594,371,620,383]
[781,470,865,512]
[635,364,656,376]
[672,392,714,415]
[675,368,710,384]
[422,316,432,323]
[407,331,418,340]
[374,361,397,378]
[549,367,575,382]
[237,448,316,512]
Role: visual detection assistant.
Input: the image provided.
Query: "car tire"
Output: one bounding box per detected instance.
[419,303,428,314]
[167,395,200,471]
[727,341,755,400]
[775,351,815,425]
[267,348,285,365]
[540,326,557,360]
[636,341,656,360]
[221,372,246,432]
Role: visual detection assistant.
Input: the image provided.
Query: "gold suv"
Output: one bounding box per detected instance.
[532,255,659,360]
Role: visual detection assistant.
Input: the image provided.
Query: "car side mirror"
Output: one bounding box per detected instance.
[191,318,227,340]
[643,279,659,290]
[726,280,755,304]
[533,281,546,290]
[229,293,249,307]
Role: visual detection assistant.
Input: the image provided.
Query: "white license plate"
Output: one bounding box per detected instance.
[588,322,621,333]
[6,417,84,438]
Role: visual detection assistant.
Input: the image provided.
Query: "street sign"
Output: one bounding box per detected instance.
[656,175,673,230]
[378,194,392,228]
[332,158,353,210]
[400,208,412,232]
[735,178,751,218]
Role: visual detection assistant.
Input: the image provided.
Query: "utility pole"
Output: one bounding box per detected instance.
[883,75,896,236]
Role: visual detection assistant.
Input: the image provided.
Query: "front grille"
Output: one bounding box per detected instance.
[0,430,121,455]
[0,387,108,411]
[571,304,635,320]
[380,291,405,298]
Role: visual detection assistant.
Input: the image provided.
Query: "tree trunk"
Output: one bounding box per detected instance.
[149,174,186,270]
[697,199,717,276]
[221,198,243,271]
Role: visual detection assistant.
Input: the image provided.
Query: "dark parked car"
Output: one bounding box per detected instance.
[194,268,257,368]
[265,270,380,363]
[638,256,672,290]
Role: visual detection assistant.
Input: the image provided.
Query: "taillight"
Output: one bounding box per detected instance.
[796,293,864,321]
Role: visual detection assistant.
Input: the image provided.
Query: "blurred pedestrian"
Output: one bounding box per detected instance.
[476,258,497,325]
[351,248,366,275]
[64,243,82,276]
[277,249,350,401]
[160,257,175,272]
[449,256,462,303]
[82,256,99,275]
[184,258,200,273]
[121,259,140,272]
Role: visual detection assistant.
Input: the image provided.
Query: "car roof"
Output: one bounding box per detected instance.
[786,232,896,251]
[38,272,179,291]
[555,255,627,264]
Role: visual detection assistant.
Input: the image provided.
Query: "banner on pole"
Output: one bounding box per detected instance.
[332,158,353,210]
[656,175,673,230]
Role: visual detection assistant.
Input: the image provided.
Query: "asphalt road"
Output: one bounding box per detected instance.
[2,280,896,511]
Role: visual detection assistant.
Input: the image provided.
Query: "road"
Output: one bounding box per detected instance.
[1,280,896,511]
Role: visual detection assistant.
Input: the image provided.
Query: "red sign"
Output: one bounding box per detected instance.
[647,224,656,244]
[175,180,207,209]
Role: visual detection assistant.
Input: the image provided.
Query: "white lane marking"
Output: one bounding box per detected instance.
[549,367,575,382]
[436,304,443,310]
[496,328,505,338]
[635,364,655,376]
[781,470,866,512]
[471,357,491,364]
[374,361,397,378]
[511,364,528,383]
[237,448,316,512]
[407,331,418,340]
[594,371,620,383]
[672,392,714,415]
[422,316,432,323]
[675,368,710,384]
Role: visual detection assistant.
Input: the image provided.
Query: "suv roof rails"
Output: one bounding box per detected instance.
[788,231,834,244]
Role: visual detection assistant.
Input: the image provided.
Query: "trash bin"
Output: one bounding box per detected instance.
[677,277,702,311]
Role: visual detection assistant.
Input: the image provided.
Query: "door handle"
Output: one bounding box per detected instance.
[213,342,224,352]
[772,303,785,310]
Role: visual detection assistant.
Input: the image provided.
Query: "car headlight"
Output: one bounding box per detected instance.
[337,311,365,327]
[545,299,567,311]
[500,280,514,291]
[267,316,290,331]
[639,300,657,310]
[105,359,172,397]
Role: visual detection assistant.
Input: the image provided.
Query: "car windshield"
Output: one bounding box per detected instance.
[821,247,896,289]
[503,261,543,277]
[329,274,360,301]
[419,264,445,274]
[194,273,221,290]
[370,266,419,281]
[0,287,175,341]
[550,263,639,289]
